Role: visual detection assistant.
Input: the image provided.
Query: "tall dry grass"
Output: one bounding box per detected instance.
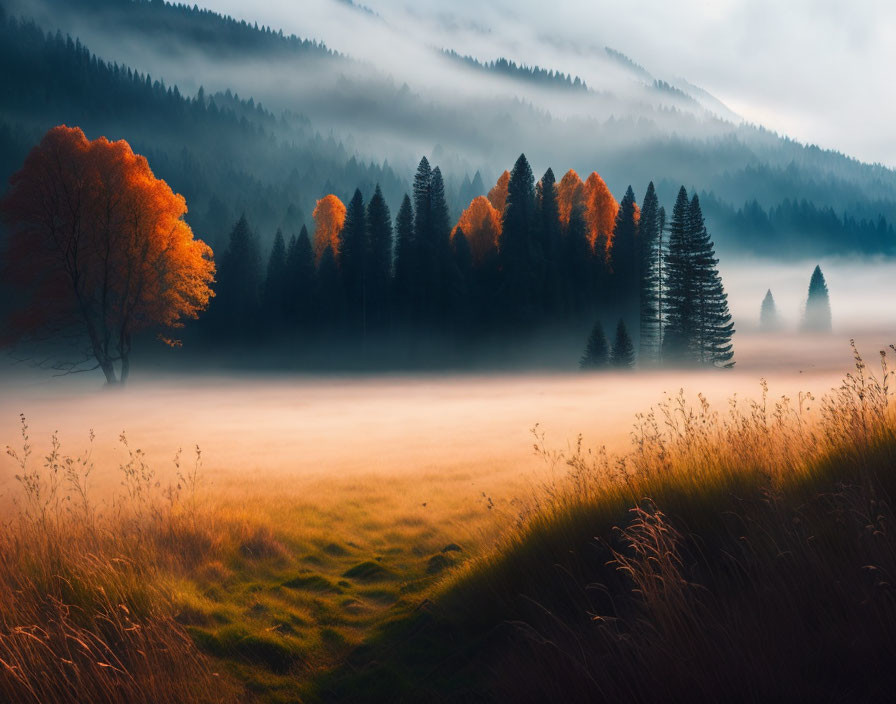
[0,421,238,704]
[340,342,896,702]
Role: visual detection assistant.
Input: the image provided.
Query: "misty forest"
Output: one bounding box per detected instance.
[1,1,895,703]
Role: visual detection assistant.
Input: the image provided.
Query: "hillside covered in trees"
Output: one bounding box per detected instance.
[0,0,895,260]
[0,7,407,253]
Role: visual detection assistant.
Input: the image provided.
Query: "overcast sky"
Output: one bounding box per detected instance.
[199,0,896,167]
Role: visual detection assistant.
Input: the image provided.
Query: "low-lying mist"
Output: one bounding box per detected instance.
[2,330,891,513]
[721,255,896,332]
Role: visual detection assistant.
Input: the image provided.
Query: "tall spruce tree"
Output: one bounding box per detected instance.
[759,289,779,331]
[470,171,486,199]
[262,228,289,330]
[499,153,540,320]
[638,182,662,362]
[610,319,635,369]
[536,167,563,316]
[580,320,609,369]
[458,174,473,209]
[609,185,640,324]
[284,234,299,320]
[411,157,432,320]
[802,265,832,332]
[690,195,735,366]
[656,205,666,359]
[366,184,393,329]
[212,214,262,339]
[392,194,414,322]
[662,187,696,362]
[429,167,453,319]
[450,227,474,328]
[286,225,315,327]
[339,188,368,334]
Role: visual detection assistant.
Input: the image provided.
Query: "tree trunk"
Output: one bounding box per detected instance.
[120,352,130,385]
[98,357,117,385]
[119,332,132,386]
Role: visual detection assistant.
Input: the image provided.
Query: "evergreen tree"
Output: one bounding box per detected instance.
[802,265,832,332]
[211,214,262,339]
[450,228,474,327]
[285,225,315,327]
[690,195,735,366]
[662,187,697,362]
[411,157,432,320]
[638,182,662,362]
[580,320,609,369]
[279,203,305,239]
[536,167,563,316]
[609,185,640,324]
[657,205,666,358]
[759,289,779,332]
[392,194,414,321]
[339,188,368,333]
[366,184,393,329]
[470,171,485,199]
[610,319,635,368]
[413,157,432,240]
[458,173,473,209]
[499,153,540,320]
[429,166,453,319]
[262,228,289,329]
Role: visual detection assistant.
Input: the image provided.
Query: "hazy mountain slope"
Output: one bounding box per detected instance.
[0,9,409,251]
[1,0,895,256]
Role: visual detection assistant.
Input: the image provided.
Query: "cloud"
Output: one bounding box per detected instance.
[197,0,896,166]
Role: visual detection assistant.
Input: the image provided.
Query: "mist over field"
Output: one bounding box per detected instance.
[1,331,887,510]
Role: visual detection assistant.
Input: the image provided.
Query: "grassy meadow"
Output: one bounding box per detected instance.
[2,337,896,702]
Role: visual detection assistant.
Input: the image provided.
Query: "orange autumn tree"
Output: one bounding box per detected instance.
[312,194,346,263]
[584,171,619,254]
[487,170,510,214]
[453,196,502,264]
[556,169,586,227]
[0,125,214,385]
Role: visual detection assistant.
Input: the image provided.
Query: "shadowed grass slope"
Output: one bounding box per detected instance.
[313,345,896,702]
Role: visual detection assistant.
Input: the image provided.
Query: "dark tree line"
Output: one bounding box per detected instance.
[583,184,733,370]
[205,154,734,369]
[442,51,589,91]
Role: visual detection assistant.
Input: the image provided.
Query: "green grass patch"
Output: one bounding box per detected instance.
[342,561,396,582]
[282,574,343,593]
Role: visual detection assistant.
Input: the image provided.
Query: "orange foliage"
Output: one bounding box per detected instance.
[556,169,585,227]
[0,125,214,381]
[453,196,502,263]
[487,171,510,214]
[312,194,346,263]
[584,172,619,253]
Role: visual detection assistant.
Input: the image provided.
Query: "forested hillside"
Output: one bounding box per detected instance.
[0,8,407,251]
[1,0,895,257]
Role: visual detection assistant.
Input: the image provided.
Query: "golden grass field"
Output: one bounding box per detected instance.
[1,331,895,702]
